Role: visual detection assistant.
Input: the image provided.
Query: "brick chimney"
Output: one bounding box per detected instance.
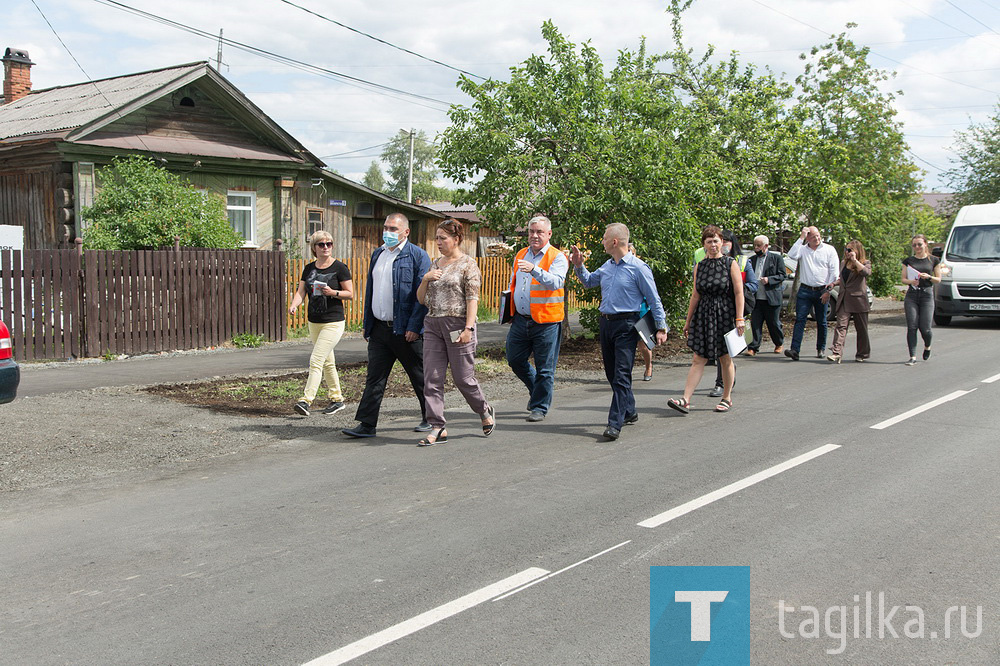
[2,48,35,105]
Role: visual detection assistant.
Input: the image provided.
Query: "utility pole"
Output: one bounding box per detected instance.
[406,128,415,203]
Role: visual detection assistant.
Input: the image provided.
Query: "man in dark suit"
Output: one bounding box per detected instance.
[343,213,432,438]
[747,235,786,356]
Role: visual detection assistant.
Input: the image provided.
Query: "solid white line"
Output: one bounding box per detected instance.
[983,373,1000,384]
[637,444,841,529]
[492,540,633,601]
[302,567,549,666]
[870,389,975,430]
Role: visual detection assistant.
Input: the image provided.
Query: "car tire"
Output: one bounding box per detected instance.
[934,314,951,326]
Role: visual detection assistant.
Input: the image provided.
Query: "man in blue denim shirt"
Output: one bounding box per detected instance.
[570,223,668,440]
[344,213,432,438]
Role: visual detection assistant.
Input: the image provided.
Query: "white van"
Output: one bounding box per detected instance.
[933,202,1000,325]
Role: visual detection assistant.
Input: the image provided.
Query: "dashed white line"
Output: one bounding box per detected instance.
[492,540,633,601]
[637,444,841,529]
[302,567,548,666]
[982,372,1000,384]
[870,390,975,430]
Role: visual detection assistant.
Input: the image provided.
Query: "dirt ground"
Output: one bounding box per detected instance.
[141,298,907,418]
[145,334,691,418]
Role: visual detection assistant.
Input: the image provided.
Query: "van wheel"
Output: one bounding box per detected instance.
[934,314,951,326]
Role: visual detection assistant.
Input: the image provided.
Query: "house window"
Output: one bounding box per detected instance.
[307,208,323,238]
[356,201,374,218]
[74,162,97,231]
[227,191,256,246]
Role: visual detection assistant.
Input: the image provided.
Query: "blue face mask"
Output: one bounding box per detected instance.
[383,231,400,247]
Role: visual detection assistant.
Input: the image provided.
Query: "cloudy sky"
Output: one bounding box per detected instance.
[7,0,1000,190]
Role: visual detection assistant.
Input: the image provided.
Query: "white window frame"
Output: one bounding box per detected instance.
[227,190,257,247]
[307,208,324,239]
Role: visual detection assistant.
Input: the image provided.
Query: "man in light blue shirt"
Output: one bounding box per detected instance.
[506,215,569,422]
[570,223,667,440]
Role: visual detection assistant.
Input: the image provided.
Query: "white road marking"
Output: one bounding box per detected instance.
[870,390,975,430]
[492,540,633,601]
[302,567,548,666]
[982,373,1000,384]
[637,444,841,529]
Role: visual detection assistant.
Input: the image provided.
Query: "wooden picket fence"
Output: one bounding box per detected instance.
[1,247,285,361]
[285,255,594,330]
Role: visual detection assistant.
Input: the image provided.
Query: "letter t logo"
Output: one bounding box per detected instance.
[675,591,729,641]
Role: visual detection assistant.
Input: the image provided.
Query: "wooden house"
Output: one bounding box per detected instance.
[0,47,443,258]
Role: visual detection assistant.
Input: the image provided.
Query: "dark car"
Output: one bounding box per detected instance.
[1,320,19,404]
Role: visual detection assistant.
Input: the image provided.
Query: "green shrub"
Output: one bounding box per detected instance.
[232,333,267,348]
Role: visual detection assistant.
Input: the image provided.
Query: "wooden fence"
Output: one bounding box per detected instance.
[285,255,595,331]
[1,248,285,361]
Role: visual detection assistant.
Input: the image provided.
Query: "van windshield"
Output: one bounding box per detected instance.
[946,224,1000,261]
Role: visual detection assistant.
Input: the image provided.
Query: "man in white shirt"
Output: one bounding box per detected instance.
[785,226,839,361]
[344,213,432,438]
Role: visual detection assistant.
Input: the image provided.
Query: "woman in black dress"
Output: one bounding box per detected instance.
[668,225,746,414]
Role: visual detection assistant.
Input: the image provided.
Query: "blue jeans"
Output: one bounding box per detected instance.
[506,315,561,414]
[599,315,639,430]
[791,287,828,353]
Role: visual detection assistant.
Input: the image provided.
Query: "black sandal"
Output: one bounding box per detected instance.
[667,397,690,414]
[418,427,447,447]
[481,405,496,437]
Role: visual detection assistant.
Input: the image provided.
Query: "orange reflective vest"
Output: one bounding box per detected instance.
[508,246,566,324]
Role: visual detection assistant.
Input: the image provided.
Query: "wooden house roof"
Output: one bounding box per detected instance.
[0,61,320,165]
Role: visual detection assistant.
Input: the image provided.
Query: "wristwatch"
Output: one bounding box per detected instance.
[465,326,475,331]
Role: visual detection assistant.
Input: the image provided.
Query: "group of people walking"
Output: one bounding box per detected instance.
[288,213,945,443]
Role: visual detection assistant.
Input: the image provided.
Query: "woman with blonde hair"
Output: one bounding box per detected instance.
[826,240,872,363]
[288,231,353,415]
[415,220,495,445]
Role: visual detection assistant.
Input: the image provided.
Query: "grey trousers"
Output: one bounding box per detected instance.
[422,316,489,429]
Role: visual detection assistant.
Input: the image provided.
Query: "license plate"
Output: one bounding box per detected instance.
[970,303,1000,311]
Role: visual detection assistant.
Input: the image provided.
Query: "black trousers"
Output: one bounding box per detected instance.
[599,315,639,430]
[354,320,426,427]
[749,301,784,351]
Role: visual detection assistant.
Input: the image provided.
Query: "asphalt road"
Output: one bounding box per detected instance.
[2,316,999,664]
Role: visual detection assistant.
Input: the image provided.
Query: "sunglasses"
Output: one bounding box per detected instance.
[315,242,333,248]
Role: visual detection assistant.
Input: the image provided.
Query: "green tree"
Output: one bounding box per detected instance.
[82,156,243,250]
[945,107,1000,211]
[381,129,449,202]
[438,6,809,323]
[793,27,922,295]
[362,160,386,192]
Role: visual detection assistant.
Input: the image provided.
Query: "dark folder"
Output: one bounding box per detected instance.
[498,290,514,324]
[633,310,658,350]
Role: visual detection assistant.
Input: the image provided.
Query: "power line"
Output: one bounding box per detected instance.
[943,0,1000,33]
[319,142,390,159]
[91,0,454,112]
[29,0,161,158]
[747,0,1000,96]
[276,0,486,80]
[908,149,947,172]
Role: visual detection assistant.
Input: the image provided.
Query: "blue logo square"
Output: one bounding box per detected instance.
[650,566,750,665]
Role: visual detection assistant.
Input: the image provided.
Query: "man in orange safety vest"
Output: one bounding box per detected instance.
[505,214,569,422]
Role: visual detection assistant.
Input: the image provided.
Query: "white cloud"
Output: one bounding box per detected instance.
[9,0,1000,188]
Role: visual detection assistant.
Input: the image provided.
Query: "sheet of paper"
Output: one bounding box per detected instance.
[905,265,920,281]
[725,327,748,358]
